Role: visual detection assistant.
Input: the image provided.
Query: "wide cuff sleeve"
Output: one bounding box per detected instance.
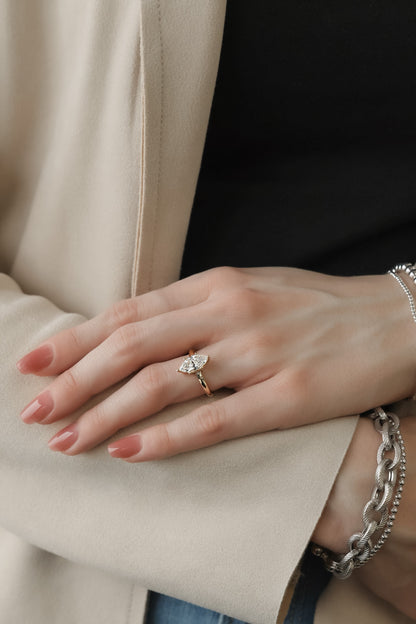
[0,272,358,624]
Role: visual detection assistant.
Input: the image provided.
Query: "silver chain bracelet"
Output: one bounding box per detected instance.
[312,406,406,579]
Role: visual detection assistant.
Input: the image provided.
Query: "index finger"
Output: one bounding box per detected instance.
[16,271,210,376]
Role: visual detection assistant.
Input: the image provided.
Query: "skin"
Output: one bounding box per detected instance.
[16,265,416,617]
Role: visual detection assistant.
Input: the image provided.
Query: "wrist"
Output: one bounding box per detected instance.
[312,416,379,552]
[350,272,416,403]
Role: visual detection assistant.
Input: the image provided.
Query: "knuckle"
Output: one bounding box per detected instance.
[248,328,271,354]
[61,368,80,392]
[229,287,263,319]
[281,366,310,403]
[67,326,83,351]
[106,298,138,330]
[138,364,167,396]
[87,404,110,431]
[206,266,244,290]
[194,404,225,438]
[214,265,240,282]
[153,423,175,457]
[111,323,141,354]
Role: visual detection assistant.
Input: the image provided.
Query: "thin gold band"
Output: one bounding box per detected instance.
[188,349,213,396]
[195,369,212,396]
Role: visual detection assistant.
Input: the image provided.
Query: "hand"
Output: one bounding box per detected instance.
[16,266,416,461]
[313,408,416,620]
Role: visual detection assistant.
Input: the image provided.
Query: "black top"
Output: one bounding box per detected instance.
[181,1,416,278]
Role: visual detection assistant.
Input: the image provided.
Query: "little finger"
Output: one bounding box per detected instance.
[106,377,288,462]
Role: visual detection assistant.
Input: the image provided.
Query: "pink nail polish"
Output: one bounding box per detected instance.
[17,344,54,374]
[48,424,78,452]
[108,435,142,459]
[20,391,54,423]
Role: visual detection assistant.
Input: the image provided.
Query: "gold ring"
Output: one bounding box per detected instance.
[177,349,213,396]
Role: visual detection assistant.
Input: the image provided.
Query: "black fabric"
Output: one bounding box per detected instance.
[283,548,331,624]
[181,1,416,278]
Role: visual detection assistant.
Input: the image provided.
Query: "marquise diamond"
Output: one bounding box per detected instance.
[179,354,209,374]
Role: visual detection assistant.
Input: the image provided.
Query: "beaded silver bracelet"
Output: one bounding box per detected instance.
[388,263,416,324]
[390,262,416,285]
[388,271,416,323]
[312,406,406,579]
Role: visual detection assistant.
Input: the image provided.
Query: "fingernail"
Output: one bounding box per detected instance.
[17,344,54,374]
[48,424,78,452]
[20,391,54,423]
[108,435,142,459]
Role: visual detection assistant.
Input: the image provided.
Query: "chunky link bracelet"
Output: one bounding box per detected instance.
[312,407,406,579]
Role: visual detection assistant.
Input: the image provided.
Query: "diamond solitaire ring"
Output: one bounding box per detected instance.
[178,349,213,396]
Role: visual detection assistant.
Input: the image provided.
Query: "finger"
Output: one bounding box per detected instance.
[46,343,234,455]
[107,367,334,462]
[16,271,212,376]
[20,301,220,425]
[105,377,281,462]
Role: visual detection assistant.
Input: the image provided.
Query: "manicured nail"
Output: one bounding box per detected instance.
[48,424,78,452]
[108,435,142,459]
[20,391,54,423]
[17,344,54,374]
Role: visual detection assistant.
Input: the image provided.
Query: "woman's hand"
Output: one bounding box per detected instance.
[16,266,416,461]
[313,409,416,620]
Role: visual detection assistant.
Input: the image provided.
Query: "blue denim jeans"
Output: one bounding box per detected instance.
[145,548,330,624]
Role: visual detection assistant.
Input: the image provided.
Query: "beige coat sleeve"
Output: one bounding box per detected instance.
[0,273,358,624]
